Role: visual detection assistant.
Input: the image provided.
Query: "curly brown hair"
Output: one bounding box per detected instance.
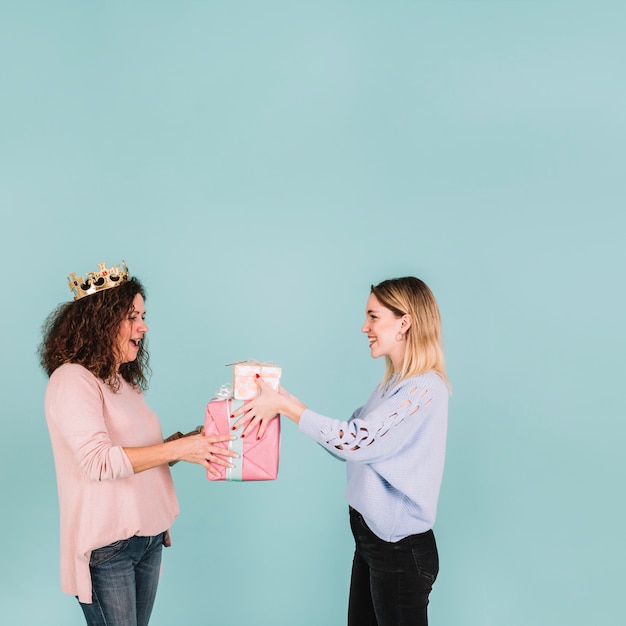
[39,277,150,391]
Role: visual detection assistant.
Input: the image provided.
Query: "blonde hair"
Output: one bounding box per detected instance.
[370,276,450,389]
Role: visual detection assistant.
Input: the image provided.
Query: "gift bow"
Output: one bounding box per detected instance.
[214,384,233,400]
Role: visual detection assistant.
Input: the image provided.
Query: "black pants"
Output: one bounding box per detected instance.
[348,507,439,626]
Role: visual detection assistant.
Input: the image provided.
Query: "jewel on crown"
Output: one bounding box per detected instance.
[67,260,130,301]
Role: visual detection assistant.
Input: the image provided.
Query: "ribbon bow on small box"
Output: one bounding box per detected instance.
[227,359,282,400]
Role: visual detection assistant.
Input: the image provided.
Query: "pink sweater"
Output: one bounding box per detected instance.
[45,363,179,603]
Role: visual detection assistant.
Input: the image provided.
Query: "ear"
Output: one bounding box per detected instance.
[400,314,412,332]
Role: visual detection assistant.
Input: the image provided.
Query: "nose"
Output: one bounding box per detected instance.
[139,320,149,334]
[361,319,369,333]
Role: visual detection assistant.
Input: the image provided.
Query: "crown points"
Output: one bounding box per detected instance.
[67,260,129,301]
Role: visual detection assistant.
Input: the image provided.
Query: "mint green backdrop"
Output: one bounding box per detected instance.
[1,2,623,625]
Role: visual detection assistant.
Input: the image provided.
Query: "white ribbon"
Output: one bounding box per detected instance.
[225,399,245,481]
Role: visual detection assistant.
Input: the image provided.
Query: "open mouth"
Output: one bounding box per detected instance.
[130,339,141,348]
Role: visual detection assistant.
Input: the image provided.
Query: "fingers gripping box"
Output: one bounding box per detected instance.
[204,391,280,481]
[232,361,281,400]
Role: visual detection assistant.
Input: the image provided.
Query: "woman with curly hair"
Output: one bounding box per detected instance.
[39,261,235,626]
[233,276,450,626]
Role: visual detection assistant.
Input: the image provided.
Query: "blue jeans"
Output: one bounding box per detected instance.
[348,507,439,626]
[78,533,165,626]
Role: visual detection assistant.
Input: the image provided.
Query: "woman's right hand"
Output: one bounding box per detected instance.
[231,376,307,438]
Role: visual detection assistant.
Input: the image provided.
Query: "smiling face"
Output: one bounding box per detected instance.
[116,293,148,367]
[361,293,410,373]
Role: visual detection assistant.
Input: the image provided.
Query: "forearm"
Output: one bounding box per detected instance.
[125,432,237,475]
[123,440,183,474]
[277,395,307,424]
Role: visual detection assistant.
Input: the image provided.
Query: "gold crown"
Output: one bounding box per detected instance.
[67,261,129,301]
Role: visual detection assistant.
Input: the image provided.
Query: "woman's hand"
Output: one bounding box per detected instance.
[231,375,307,438]
[124,430,237,476]
[173,432,238,477]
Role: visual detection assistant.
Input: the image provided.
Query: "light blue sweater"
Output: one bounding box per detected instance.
[298,370,448,542]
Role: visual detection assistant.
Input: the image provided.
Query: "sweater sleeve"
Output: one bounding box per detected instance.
[46,365,135,481]
[298,376,443,464]
[315,405,365,462]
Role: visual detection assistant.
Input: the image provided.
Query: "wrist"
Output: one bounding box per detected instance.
[166,437,185,466]
[165,426,201,466]
[282,397,306,423]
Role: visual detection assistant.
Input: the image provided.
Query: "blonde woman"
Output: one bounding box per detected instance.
[234,276,449,626]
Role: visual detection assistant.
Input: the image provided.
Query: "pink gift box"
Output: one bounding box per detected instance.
[204,395,280,481]
[231,361,282,400]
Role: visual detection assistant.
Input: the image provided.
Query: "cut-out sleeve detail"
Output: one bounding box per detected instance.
[299,377,439,463]
[327,417,401,452]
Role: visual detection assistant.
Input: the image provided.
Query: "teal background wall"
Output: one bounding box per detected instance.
[1,1,624,624]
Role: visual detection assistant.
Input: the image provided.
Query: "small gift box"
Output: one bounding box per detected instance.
[204,385,280,481]
[230,360,282,400]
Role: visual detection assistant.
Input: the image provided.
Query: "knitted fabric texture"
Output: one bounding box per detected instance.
[299,371,448,541]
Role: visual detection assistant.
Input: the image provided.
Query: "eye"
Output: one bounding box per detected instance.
[127,310,146,322]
